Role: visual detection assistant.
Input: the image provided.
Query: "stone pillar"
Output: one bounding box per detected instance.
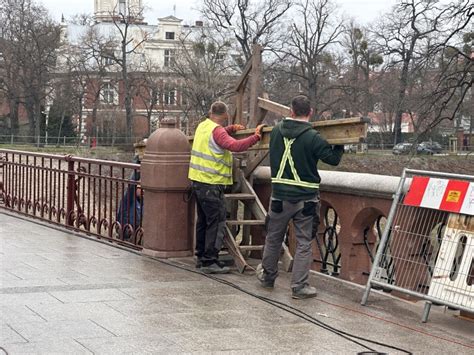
[141,119,193,258]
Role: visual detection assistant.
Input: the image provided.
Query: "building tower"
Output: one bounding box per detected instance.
[94,0,145,23]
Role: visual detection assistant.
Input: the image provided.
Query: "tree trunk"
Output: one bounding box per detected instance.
[91,90,101,139]
[25,99,36,143]
[122,37,133,144]
[393,38,415,145]
[77,96,84,147]
[308,80,318,120]
[8,98,20,136]
[56,109,65,147]
[34,101,42,147]
[124,86,133,143]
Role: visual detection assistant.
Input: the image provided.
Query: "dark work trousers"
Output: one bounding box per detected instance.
[192,181,227,266]
[262,192,320,289]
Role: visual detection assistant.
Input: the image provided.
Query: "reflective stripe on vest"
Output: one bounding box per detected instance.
[188,119,233,185]
[189,162,232,178]
[271,137,320,189]
[191,150,232,168]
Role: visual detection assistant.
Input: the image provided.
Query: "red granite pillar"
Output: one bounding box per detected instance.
[141,119,193,258]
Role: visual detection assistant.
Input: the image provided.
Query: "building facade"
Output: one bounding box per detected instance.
[56,0,202,142]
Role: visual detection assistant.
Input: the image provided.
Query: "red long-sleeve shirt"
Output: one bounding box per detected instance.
[212,125,260,152]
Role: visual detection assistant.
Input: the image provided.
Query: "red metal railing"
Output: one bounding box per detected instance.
[0,149,143,249]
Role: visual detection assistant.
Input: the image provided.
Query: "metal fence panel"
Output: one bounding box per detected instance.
[361,169,474,322]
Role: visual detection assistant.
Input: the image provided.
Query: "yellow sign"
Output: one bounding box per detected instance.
[446,190,461,203]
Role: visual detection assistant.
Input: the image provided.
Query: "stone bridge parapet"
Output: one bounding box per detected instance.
[251,167,408,285]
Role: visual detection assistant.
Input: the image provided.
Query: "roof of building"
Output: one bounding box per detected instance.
[158,15,183,23]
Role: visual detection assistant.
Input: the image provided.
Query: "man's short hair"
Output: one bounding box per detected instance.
[210,101,228,116]
[291,95,311,117]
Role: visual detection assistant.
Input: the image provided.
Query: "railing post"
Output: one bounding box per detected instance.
[66,158,75,226]
[0,153,4,205]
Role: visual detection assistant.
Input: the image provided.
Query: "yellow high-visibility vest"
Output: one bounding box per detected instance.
[188,119,233,185]
[271,137,320,189]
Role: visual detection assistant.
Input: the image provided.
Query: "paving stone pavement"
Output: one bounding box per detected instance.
[1,212,473,354]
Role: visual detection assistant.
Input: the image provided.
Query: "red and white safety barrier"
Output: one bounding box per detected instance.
[404,176,474,216]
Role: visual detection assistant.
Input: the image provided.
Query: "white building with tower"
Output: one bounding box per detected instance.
[55,0,205,141]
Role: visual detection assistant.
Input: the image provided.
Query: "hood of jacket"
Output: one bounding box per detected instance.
[278,118,313,139]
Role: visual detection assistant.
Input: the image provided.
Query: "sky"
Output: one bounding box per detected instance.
[39,0,397,26]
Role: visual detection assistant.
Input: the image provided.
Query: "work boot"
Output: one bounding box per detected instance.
[292,285,317,299]
[256,264,274,289]
[195,260,202,269]
[200,262,230,274]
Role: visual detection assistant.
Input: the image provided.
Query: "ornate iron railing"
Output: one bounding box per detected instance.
[314,207,342,276]
[0,149,143,249]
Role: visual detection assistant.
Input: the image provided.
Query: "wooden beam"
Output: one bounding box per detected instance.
[258,97,291,117]
[223,226,251,273]
[243,150,269,178]
[233,60,253,93]
[234,87,244,124]
[188,116,368,147]
[248,44,263,128]
[235,116,368,147]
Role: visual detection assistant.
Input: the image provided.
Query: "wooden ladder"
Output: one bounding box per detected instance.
[223,170,293,273]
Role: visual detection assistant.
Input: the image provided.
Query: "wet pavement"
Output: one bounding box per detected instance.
[1,211,473,354]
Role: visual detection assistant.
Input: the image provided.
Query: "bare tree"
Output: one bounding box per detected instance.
[47,67,80,145]
[372,0,461,144]
[108,3,150,143]
[172,25,236,132]
[413,2,473,135]
[131,59,163,136]
[343,22,383,115]
[69,13,95,26]
[201,0,291,65]
[277,0,345,118]
[68,26,118,141]
[0,0,60,141]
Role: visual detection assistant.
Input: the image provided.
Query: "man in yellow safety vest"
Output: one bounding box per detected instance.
[257,95,344,298]
[189,101,264,274]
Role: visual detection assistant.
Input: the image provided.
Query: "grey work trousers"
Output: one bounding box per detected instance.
[262,194,320,289]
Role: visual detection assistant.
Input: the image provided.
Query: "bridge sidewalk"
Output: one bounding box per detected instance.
[1,212,473,354]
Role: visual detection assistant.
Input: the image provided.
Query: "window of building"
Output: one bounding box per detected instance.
[103,56,114,65]
[164,87,177,105]
[216,52,225,62]
[119,0,126,14]
[164,49,175,67]
[102,83,116,104]
[181,90,188,106]
[165,32,175,40]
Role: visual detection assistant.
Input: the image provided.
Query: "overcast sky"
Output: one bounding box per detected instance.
[39,0,397,25]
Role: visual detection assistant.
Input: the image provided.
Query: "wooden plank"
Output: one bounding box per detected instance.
[187,117,367,146]
[240,171,267,221]
[225,193,255,200]
[231,116,368,147]
[226,220,265,226]
[258,97,291,117]
[239,245,264,251]
[234,87,244,124]
[239,170,294,272]
[223,226,251,273]
[243,150,269,178]
[281,244,294,272]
